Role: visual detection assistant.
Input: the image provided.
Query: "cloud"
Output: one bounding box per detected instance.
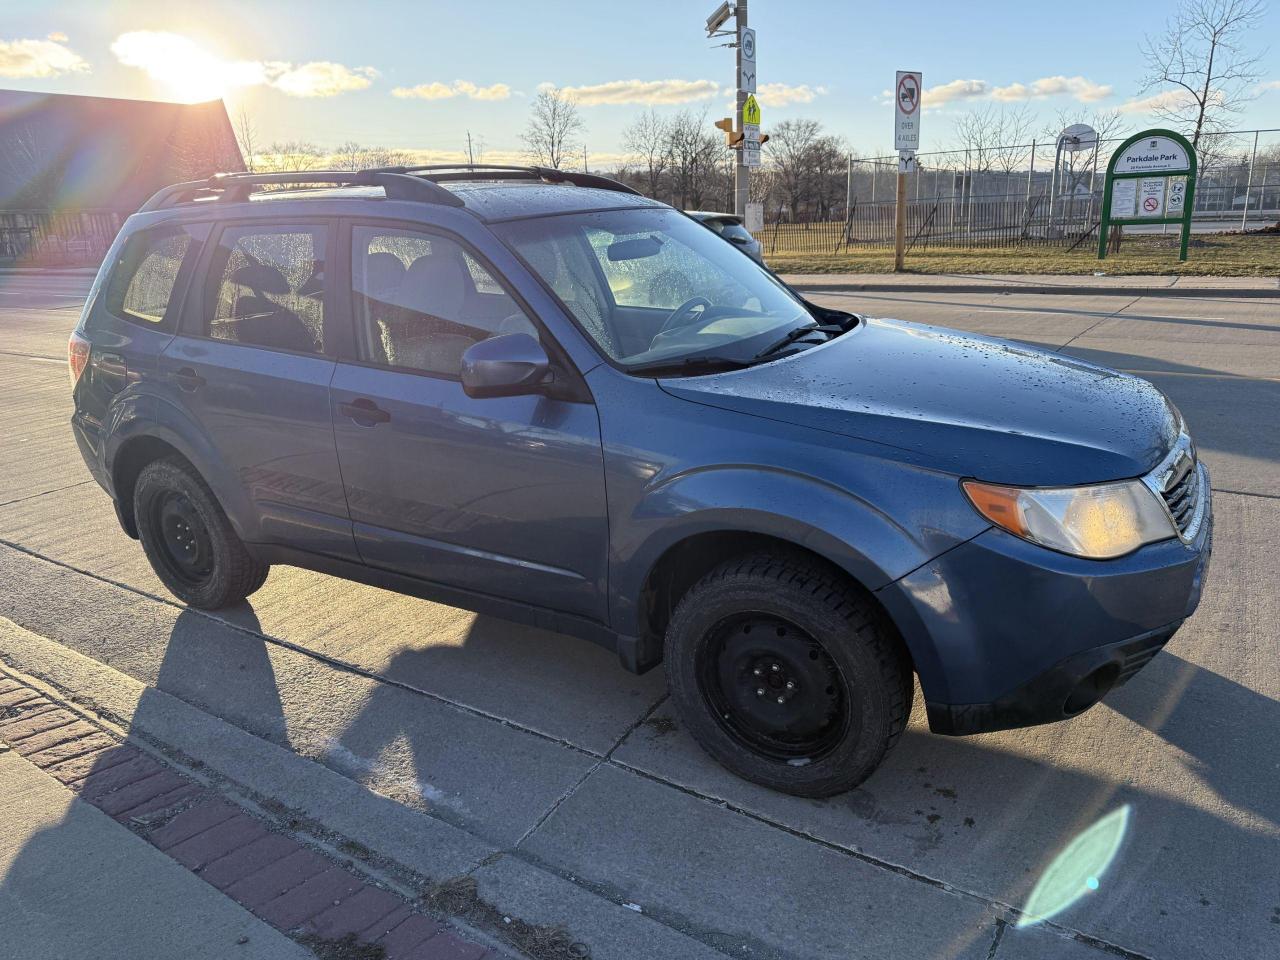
[392,80,511,101]
[921,79,989,107]
[915,75,1112,108]
[753,83,826,107]
[111,31,375,99]
[268,62,377,97]
[1116,88,1222,115]
[557,78,721,105]
[992,75,1112,103]
[1258,79,1280,92]
[0,36,89,78]
[46,32,69,44]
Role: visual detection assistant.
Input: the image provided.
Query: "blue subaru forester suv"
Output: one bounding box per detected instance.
[69,166,1212,796]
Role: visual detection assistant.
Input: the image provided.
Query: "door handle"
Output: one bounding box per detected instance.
[173,367,205,392]
[338,398,391,425]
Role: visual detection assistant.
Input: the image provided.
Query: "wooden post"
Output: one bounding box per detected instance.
[894,168,907,271]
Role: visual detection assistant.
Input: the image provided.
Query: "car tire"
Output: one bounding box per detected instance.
[134,457,269,609]
[665,552,912,797]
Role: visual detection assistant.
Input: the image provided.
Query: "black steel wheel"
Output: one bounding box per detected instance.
[150,490,216,586]
[134,456,269,609]
[696,615,852,762]
[665,552,912,797]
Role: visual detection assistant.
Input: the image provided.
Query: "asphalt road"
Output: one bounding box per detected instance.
[1,269,1277,960]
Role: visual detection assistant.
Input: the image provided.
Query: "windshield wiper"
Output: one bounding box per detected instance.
[626,355,752,377]
[751,322,843,361]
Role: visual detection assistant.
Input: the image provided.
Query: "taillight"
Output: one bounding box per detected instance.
[68,331,90,388]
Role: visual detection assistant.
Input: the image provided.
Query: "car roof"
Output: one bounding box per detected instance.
[254,181,665,222]
[138,171,667,225]
[444,181,664,222]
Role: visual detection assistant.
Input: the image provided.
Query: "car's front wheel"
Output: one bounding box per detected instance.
[134,457,269,609]
[665,552,912,797]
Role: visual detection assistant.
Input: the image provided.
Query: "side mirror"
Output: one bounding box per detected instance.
[461,333,551,399]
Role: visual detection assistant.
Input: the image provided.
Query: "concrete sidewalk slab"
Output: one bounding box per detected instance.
[0,613,725,960]
[0,749,313,960]
[517,763,998,960]
[781,272,1280,298]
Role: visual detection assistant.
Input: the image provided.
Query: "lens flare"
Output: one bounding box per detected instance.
[1018,804,1131,927]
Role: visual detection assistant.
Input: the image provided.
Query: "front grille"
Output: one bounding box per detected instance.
[1161,457,1201,536]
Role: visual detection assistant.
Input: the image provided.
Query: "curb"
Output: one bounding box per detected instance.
[783,281,1280,298]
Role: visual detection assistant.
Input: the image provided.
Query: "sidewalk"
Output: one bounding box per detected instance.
[779,272,1280,298]
[0,667,503,960]
[0,748,311,959]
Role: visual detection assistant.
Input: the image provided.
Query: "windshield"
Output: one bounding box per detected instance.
[495,208,811,369]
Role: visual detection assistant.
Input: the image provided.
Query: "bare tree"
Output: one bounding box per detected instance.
[990,106,1037,174]
[953,105,1036,174]
[233,107,258,173]
[521,87,583,169]
[256,141,326,173]
[1140,0,1266,149]
[768,118,821,218]
[330,142,411,171]
[664,109,723,209]
[622,108,671,199]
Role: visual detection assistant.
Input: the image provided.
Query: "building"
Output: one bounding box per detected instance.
[0,89,244,262]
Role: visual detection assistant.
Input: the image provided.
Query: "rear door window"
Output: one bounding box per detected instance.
[101,226,192,328]
[204,225,327,355]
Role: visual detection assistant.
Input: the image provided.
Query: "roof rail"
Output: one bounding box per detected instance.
[138,170,466,212]
[371,163,642,197]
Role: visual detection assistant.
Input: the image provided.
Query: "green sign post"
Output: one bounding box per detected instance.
[1098,128,1197,261]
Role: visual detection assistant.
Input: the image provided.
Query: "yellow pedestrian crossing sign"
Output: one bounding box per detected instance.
[742,94,760,126]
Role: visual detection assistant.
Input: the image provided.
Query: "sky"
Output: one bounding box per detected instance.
[3,0,1279,165]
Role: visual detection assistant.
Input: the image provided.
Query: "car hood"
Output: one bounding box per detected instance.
[659,317,1179,486]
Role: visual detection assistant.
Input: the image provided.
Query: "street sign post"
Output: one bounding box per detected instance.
[893,71,921,270]
[1098,128,1197,261]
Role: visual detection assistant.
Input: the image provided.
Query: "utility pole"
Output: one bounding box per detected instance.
[706,2,758,218]
[466,131,475,165]
[733,0,749,218]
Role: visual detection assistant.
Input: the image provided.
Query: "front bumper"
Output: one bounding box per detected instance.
[878,474,1212,735]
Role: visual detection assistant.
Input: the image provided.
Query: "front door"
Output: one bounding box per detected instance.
[162,220,355,559]
[330,223,608,622]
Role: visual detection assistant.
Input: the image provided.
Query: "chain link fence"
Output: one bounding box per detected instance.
[756,128,1280,256]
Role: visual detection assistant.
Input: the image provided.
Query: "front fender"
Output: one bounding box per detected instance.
[610,464,948,639]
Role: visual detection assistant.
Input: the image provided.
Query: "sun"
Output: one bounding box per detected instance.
[111,31,263,102]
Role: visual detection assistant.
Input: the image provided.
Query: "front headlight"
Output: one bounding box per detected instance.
[963,478,1177,559]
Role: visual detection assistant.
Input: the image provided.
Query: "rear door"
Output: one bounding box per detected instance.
[328,221,609,622]
[160,219,355,559]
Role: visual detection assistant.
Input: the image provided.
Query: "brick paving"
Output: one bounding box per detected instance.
[0,672,501,960]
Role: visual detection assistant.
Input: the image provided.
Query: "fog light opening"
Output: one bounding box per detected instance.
[1063,664,1120,717]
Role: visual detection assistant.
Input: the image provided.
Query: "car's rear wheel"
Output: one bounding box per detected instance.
[665,552,912,797]
[134,457,269,609]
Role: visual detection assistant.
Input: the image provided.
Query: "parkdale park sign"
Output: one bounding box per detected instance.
[1098,129,1197,262]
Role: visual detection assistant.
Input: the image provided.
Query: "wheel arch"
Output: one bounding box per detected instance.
[630,528,915,679]
[106,404,256,543]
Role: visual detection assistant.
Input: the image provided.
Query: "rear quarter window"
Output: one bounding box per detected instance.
[101,226,192,328]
